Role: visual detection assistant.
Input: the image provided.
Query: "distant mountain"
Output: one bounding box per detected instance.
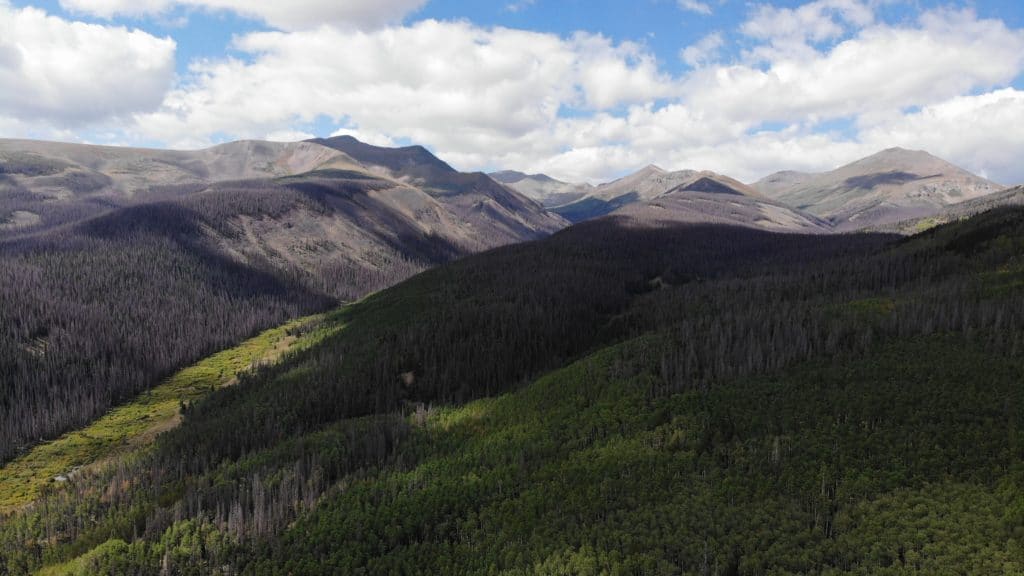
[489,170,591,207]
[307,135,456,182]
[549,164,824,232]
[309,136,567,244]
[753,148,1005,230]
[613,187,829,233]
[489,170,553,184]
[0,137,361,193]
[0,138,364,232]
[553,165,768,223]
[0,136,565,253]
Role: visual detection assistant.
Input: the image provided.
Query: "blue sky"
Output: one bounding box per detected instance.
[2,0,1024,183]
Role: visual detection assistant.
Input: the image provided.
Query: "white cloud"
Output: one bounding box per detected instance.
[686,8,1024,127]
[329,127,396,148]
[508,8,1024,184]
[859,89,1024,184]
[58,0,427,31]
[0,2,175,128]
[677,0,712,16]
[680,32,724,67]
[572,34,678,109]
[743,0,874,46]
[505,0,536,13]
[130,20,675,153]
[264,129,315,142]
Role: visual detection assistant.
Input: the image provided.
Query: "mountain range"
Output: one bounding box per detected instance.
[493,147,1011,234]
[0,136,563,255]
[542,164,830,232]
[3,137,1016,248]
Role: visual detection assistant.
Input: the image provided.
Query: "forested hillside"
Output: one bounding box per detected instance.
[0,138,565,466]
[2,207,1022,574]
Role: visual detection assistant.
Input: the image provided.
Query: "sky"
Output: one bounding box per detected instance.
[1,0,1023,184]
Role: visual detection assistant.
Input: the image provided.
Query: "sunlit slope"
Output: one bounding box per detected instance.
[0,313,342,512]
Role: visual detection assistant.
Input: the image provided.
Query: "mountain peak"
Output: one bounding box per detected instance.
[875,146,932,158]
[490,170,529,184]
[490,170,561,185]
[309,135,457,175]
[847,147,961,176]
[756,147,1005,230]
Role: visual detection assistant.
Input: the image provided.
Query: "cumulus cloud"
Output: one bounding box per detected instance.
[0,1,175,127]
[686,8,1024,127]
[680,32,724,67]
[743,0,874,46]
[502,7,1024,184]
[264,129,316,142]
[130,20,676,153]
[677,0,712,16]
[505,0,536,13]
[859,89,1024,184]
[58,0,427,31]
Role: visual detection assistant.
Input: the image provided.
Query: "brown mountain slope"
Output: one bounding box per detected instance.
[0,138,360,197]
[0,137,567,297]
[753,148,1005,230]
[0,138,364,234]
[489,170,591,208]
[868,185,1024,235]
[309,136,567,245]
[551,164,817,232]
[612,188,829,233]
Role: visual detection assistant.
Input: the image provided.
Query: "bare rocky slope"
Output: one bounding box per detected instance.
[0,136,567,295]
[308,136,566,248]
[489,170,592,207]
[611,186,829,233]
[867,185,1024,234]
[753,148,1005,230]
[549,164,826,232]
[552,165,764,221]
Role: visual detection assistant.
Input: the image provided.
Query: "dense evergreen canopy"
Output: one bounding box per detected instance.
[2,208,1023,574]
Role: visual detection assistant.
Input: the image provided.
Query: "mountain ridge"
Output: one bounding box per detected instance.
[488,169,593,208]
[753,147,1005,230]
[551,164,819,231]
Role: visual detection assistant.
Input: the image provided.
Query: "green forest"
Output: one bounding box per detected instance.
[2,208,1024,575]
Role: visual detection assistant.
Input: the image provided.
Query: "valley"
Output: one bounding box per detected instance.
[0,313,339,512]
[1,191,1022,573]
[1,135,1023,575]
